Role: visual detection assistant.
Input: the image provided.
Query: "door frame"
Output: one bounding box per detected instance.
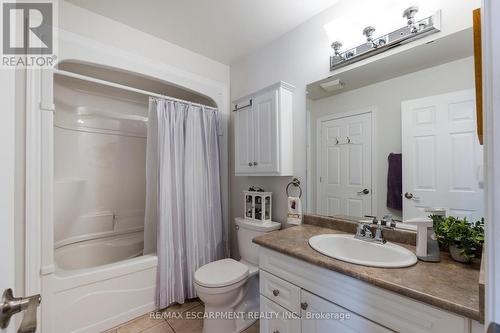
[1,68,17,333]
[483,0,500,325]
[315,107,377,217]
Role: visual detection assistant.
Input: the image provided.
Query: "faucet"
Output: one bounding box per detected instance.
[355,217,386,244]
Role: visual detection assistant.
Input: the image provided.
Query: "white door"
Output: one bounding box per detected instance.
[317,112,372,217]
[402,90,484,221]
[301,290,391,333]
[252,89,278,173]
[0,71,17,333]
[234,104,254,174]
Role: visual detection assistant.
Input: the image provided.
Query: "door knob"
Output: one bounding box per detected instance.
[0,288,41,329]
[357,189,370,195]
[404,192,420,200]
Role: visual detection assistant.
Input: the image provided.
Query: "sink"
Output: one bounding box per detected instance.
[309,234,417,268]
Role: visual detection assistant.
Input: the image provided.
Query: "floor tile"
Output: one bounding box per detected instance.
[166,304,204,333]
[115,313,165,333]
[141,321,174,333]
[162,298,201,315]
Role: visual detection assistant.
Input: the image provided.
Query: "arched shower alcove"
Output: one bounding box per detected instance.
[41,60,221,333]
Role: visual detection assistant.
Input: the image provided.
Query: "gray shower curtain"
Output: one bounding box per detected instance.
[144,97,227,308]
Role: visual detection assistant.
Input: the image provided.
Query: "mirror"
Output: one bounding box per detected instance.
[306,29,484,225]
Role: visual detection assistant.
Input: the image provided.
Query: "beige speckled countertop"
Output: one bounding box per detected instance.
[253,223,481,321]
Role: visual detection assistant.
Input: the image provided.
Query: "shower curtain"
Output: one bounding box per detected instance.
[144,97,227,308]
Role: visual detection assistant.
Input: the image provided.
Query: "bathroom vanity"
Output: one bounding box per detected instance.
[254,218,483,333]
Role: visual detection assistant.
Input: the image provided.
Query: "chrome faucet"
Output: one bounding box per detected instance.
[355,217,387,244]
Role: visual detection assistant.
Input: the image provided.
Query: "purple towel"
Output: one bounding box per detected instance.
[387,153,402,210]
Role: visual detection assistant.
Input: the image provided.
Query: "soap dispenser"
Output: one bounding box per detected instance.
[405,217,440,262]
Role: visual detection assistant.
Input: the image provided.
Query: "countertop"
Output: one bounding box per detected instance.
[253,223,481,321]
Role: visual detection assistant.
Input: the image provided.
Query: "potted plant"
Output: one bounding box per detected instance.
[431,215,484,263]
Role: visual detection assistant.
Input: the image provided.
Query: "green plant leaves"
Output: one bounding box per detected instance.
[430,215,485,260]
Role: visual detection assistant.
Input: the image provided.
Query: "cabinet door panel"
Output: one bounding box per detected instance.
[253,90,279,173]
[301,290,391,333]
[234,106,254,174]
[260,295,301,333]
[260,271,301,313]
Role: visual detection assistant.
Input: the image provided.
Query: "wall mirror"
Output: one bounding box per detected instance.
[306,26,484,225]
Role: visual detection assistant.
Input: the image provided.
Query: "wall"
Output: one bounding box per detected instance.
[309,57,475,219]
[58,2,229,85]
[483,0,500,325]
[53,77,148,246]
[229,0,480,255]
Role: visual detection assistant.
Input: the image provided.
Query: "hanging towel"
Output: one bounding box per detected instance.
[287,197,303,225]
[387,153,403,210]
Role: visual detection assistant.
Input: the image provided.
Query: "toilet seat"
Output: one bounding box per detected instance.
[194,258,249,288]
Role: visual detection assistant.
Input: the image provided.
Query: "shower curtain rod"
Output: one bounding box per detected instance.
[53,69,217,110]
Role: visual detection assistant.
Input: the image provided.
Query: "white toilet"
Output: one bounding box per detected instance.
[194,217,280,333]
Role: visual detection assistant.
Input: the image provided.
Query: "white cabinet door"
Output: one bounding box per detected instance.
[234,81,294,176]
[260,296,301,333]
[301,290,391,333]
[234,105,254,174]
[317,111,372,217]
[252,89,279,173]
[402,90,484,221]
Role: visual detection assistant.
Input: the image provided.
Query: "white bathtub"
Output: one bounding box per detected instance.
[55,232,144,270]
[42,232,158,333]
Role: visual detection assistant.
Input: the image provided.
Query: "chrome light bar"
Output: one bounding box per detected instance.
[330,8,441,72]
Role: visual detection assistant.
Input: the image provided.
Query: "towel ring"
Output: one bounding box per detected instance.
[286,178,302,198]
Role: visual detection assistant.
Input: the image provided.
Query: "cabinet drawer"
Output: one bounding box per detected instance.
[260,270,301,313]
[301,289,392,333]
[260,295,301,333]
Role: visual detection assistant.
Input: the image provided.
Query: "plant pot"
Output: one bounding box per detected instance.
[449,245,471,263]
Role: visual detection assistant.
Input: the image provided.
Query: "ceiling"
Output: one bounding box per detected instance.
[65,0,339,65]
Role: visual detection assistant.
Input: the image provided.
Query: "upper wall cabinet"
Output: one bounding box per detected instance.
[233,81,295,176]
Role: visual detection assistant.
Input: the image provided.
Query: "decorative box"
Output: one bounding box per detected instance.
[244,191,272,221]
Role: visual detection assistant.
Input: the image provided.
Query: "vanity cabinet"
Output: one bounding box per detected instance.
[301,290,391,333]
[233,82,294,176]
[259,247,483,333]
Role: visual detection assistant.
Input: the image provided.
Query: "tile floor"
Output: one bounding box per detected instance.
[103,299,259,333]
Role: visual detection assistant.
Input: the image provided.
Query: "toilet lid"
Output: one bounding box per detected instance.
[194,259,249,288]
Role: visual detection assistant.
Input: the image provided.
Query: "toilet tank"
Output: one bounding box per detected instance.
[235,217,281,265]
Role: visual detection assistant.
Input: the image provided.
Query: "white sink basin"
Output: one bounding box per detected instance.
[309,234,417,268]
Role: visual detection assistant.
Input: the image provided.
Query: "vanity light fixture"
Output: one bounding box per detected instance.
[330,6,441,71]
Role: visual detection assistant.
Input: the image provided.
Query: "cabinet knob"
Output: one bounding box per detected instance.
[272,289,280,296]
[253,162,258,166]
[301,302,308,310]
[273,331,280,333]
[248,162,253,167]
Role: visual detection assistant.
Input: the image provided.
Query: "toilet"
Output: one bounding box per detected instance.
[194,217,281,333]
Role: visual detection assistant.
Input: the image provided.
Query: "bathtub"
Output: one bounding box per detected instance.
[55,232,144,270]
[42,231,158,333]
